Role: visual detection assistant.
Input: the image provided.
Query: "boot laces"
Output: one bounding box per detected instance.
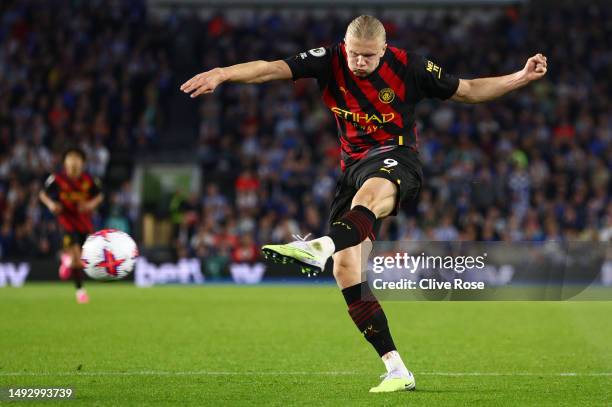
[291,233,311,242]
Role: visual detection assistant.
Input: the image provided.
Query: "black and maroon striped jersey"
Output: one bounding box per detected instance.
[285,43,459,170]
[43,171,101,233]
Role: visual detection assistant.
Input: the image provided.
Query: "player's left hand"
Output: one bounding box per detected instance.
[521,53,547,82]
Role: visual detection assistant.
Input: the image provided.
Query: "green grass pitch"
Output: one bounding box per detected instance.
[1,283,611,406]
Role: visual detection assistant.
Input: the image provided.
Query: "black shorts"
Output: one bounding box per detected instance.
[62,231,89,250]
[329,147,423,240]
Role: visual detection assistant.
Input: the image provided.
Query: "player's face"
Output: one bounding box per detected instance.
[64,153,84,177]
[344,34,386,77]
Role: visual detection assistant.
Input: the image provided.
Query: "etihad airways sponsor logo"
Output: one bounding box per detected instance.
[330,107,395,125]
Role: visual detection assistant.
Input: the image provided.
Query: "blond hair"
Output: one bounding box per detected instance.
[345,15,386,43]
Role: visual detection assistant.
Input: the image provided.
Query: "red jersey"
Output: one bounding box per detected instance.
[285,43,459,170]
[43,171,102,233]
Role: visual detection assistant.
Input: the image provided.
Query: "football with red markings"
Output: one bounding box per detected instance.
[81,229,139,280]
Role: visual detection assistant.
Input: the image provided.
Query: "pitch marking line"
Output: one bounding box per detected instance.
[0,371,611,377]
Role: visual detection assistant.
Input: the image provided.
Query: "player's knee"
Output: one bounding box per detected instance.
[351,191,377,210]
[333,264,360,285]
[332,260,352,278]
[352,183,396,218]
[332,252,360,283]
[351,193,393,218]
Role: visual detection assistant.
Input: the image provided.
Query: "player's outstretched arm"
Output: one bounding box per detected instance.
[451,53,547,104]
[180,60,292,98]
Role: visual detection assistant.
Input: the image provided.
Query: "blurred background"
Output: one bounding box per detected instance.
[0,0,610,283]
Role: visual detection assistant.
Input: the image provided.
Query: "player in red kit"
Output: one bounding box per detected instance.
[181,15,547,392]
[39,148,104,303]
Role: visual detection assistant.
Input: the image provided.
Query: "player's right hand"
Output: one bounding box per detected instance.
[180,68,226,98]
[49,201,62,214]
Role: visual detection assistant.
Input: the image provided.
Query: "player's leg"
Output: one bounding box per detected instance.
[326,176,395,248]
[262,177,396,274]
[67,244,83,289]
[59,235,73,280]
[67,238,89,304]
[333,227,415,393]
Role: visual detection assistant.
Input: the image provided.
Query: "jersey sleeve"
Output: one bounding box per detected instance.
[283,46,332,82]
[43,174,59,199]
[409,53,459,101]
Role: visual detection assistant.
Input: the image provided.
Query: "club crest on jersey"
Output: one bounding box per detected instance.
[378,88,395,104]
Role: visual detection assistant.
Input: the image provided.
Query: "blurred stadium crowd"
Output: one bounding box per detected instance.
[1,1,611,264]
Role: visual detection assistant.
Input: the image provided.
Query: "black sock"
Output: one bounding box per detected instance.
[73,268,83,289]
[328,205,376,252]
[341,281,396,357]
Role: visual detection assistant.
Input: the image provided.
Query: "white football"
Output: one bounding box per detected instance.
[81,229,139,280]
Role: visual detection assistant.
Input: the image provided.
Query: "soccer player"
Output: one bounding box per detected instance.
[39,148,104,304]
[181,15,547,392]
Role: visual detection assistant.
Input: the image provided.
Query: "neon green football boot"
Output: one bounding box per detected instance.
[262,239,328,277]
[369,371,416,393]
